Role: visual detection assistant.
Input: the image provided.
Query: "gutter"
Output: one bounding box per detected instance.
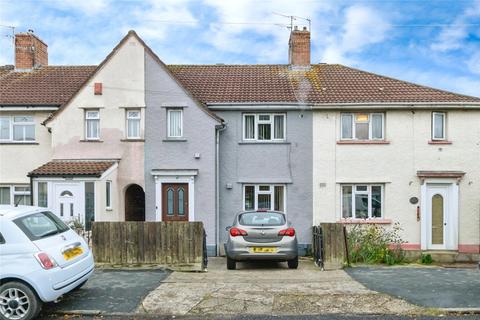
[215,123,227,256]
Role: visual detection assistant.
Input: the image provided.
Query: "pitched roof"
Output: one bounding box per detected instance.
[28,160,116,177]
[0,65,96,105]
[168,64,480,105]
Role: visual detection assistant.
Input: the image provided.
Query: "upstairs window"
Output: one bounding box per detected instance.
[85,110,100,140]
[432,112,446,140]
[243,113,285,141]
[0,116,35,142]
[167,109,183,138]
[341,113,384,140]
[126,110,141,139]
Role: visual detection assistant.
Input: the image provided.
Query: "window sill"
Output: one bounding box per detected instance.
[0,142,39,145]
[121,139,145,142]
[239,141,290,145]
[428,140,452,145]
[79,140,103,143]
[337,140,390,145]
[163,138,187,142]
[338,218,392,224]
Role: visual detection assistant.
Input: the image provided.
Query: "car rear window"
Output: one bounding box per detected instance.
[0,232,5,244]
[14,211,70,241]
[239,212,286,226]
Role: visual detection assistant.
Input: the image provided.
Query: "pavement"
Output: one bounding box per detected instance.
[41,269,170,316]
[346,266,480,310]
[141,257,420,316]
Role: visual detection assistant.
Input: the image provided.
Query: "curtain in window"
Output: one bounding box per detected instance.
[371,186,382,217]
[168,110,182,137]
[258,123,271,140]
[127,117,140,138]
[372,114,383,139]
[354,193,368,218]
[38,182,48,207]
[0,187,10,205]
[244,186,254,210]
[341,114,353,139]
[244,115,255,139]
[86,119,99,139]
[274,186,284,211]
[0,118,9,140]
[433,113,444,139]
[274,115,284,139]
[342,186,352,218]
[258,194,271,210]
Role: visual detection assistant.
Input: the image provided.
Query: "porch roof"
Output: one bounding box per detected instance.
[28,160,117,177]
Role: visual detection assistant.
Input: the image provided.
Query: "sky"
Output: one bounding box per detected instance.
[0,0,479,97]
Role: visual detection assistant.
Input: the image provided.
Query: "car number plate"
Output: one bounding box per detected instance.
[63,246,83,260]
[251,247,277,253]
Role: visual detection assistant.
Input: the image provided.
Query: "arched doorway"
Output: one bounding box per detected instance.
[125,184,145,221]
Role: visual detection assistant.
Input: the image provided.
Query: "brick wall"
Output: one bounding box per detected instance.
[288,27,310,67]
[15,32,48,69]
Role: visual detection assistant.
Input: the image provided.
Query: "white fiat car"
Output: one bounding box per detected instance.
[0,205,94,320]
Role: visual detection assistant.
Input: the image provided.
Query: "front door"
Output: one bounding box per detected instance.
[162,183,189,221]
[426,185,449,249]
[54,183,82,223]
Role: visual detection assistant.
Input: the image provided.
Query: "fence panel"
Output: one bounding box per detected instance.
[92,221,205,271]
[312,223,347,270]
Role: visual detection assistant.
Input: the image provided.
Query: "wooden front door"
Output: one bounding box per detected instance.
[162,183,189,221]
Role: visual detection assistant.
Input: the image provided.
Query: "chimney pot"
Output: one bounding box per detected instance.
[288,27,311,67]
[15,31,48,70]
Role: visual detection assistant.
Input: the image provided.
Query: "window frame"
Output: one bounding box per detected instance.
[167,109,183,138]
[341,112,385,141]
[432,112,446,141]
[0,115,36,143]
[242,113,286,142]
[37,182,48,208]
[105,181,112,210]
[243,184,286,212]
[12,185,31,206]
[341,184,384,219]
[126,109,141,139]
[85,110,100,140]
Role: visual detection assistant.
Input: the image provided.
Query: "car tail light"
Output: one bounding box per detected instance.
[34,252,58,270]
[278,228,295,237]
[230,227,248,237]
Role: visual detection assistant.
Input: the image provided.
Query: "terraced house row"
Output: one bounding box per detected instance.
[1,28,479,259]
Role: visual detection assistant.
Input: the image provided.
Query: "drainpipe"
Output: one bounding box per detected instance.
[29,175,34,206]
[215,123,226,256]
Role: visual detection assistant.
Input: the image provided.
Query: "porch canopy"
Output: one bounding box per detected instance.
[28,160,117,178]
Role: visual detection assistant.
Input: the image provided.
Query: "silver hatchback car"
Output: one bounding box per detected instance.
[225,210,298,270]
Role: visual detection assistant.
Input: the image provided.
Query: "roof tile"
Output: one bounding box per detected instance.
[29,160,116,177]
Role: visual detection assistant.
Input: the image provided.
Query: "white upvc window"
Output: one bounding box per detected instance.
[243,113,286,141]
[85,110,100,140]
[167,109,183,138]
[341,184,383,219]
[243,184,285,212]
[341,113,384,140]
[126,109,141,139]
[432,112,446,140]
[105,181,112,210]
[0,185,31,206]
[0,116,35,142]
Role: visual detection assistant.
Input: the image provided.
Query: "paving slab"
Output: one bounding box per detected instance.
[42,269,170,315]
[346,266,480,309]
[142,258,420,315]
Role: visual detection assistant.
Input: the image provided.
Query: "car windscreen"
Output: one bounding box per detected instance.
[14,211,70,241]
[238,212,286,226]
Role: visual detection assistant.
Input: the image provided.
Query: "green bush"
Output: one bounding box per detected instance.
[421,253,433,264]
[347,223,405,265]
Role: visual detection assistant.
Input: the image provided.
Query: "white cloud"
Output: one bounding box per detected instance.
[322,5,391,64]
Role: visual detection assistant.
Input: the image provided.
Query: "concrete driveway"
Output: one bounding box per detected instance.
[346,266,480,310]
[141,257,420,316]
[41,269,170,316]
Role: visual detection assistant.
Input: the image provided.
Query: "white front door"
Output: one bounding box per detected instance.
[422,183,458,250]
[53,183,83,224]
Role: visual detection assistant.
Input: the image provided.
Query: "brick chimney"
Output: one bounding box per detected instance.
[288,26,310,68]
[15,30,48,70]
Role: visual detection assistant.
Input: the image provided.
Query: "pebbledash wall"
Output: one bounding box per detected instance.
[45,33,146,222]
[215,108,313,255]
[313,108,480,254]
[144,53,221,255]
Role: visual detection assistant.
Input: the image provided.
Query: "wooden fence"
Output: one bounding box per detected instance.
[92,221,205,271]
[312,223,348,270]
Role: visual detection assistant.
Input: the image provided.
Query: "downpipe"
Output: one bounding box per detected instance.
[215,123,226,257]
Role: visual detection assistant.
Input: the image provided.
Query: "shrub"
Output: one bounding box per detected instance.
[421,253,433,264]
[346,223,405,265]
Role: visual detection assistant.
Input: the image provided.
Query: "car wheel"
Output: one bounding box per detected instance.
[0,281,42,320]
[226,257,236,270]
[287,256,299,269]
